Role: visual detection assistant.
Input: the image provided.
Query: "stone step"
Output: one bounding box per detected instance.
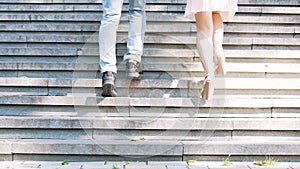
[225,50,300,63]
[1,128,299,142]
[0,96,300,109]
[1,48,299,63]
[0,116,299,140]
[0,138,299,161]
[0,77,299,97]
[0,8,299,24]
[1,77,300,90]
[0,0,298,6]
[0,0,298,163]
[238,6,300,14]
[232,15,300,24]
[1,105,299,118]
[225,24,298,35]
[1,64,300,78]
[1,116,299,131]
[0,161,299,169]
[1,33,299,46]
[0,12,298,24]
[0,48,77,56]
[2,49,296,62]
[0,4,298,15]
[124,49,300,63]
[1,34,298,52]
[1,22,297,35]
[1,95,300,118]
[238,0,300,6]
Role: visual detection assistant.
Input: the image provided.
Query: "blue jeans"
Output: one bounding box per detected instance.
[99,0,146,73]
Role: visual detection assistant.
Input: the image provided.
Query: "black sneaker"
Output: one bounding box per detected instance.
[101,71,117,97]
[126,59,143,79]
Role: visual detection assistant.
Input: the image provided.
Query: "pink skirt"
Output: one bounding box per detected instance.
[185,0,238,20]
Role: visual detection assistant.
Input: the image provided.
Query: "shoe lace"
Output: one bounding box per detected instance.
[127,62,138,69]
[103,72,116,78]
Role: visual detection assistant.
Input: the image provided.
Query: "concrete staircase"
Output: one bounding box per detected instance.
[0,0,299,162]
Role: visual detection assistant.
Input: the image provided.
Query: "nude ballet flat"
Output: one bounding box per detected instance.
[215,54,227,76]
[201,75,213,101]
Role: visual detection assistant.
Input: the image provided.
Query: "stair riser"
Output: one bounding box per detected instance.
[2,87,299,98]
[0,0,299,162]
[1,129,300,142]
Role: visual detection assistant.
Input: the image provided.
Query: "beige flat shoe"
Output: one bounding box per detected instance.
[201,75,213,101]
[215,55,227,76]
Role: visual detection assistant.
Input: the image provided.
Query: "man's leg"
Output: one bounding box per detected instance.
[124,0,146,78]
[99,0,123,73]
[99,0,123,96]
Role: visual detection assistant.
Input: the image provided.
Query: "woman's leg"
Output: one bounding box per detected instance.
[195,12,214,78]
[212,12,226,75]
[195,12,214,100]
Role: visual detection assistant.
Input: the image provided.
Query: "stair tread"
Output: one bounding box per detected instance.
[0,161,297,169]
[1,23,298,34]
[1,34,299,45]
[1,48,299,59]
[1,0,299,5]
[0,116,299,130]
[1,138,299,156]
[0,77,300,90]
[0,62,299,75]
[0,13,299,23]
[0,0,299,160]
[0,95,300,108]
[0,5,298,14]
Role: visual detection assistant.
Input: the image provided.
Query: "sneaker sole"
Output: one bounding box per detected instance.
[102,83,117,97]
[127,72,143,79]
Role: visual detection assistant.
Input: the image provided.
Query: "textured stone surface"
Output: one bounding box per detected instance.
[183,141,300,155]
[0,116,92,129]
[0,161,299,169]
[11,139,183,156]
[0,0,299,162]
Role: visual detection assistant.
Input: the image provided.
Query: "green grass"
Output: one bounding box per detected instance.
[61,160,69,165]
[222,155,232,166]
[130,137,146,141]
[156,72,165,79]
[254,155,278,166]
[112,164,119,169]
[186,159,197,165]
